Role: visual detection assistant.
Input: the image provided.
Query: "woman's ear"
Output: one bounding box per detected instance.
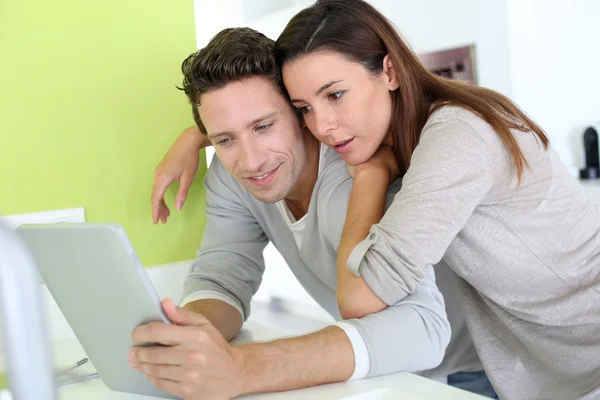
[382,54,399,91]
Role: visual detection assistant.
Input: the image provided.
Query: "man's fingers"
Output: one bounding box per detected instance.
[162,298,209,327]
[139,362,185,382]
[133,346,189,366]
[146,375,185,398]
[132,322,188,346]
[162,298,184,324]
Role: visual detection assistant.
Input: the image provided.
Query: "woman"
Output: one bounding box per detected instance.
[274,1,600,399]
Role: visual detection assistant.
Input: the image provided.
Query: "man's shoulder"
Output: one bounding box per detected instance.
[312,145,353,222]
[205,156,233,184]
[316,145,352,196]
[319,144,346,172]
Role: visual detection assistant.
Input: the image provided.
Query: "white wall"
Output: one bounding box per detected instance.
[193,0,245,48]
[505,0,600,170]
[245,0,477,51]
[472,0,514,97]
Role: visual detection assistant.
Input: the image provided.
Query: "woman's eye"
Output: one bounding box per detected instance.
[328,91,344,100]
[298,105,312,115]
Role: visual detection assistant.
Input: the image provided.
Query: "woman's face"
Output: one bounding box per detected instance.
[282,50,398,165]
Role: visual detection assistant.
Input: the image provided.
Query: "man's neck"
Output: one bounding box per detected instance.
[284,132,320,220]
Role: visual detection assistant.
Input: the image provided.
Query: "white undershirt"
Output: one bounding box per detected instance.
[274,202,308,249]
[275,143,326,249]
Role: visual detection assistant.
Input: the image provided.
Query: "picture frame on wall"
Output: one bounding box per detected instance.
[419,45,477,84]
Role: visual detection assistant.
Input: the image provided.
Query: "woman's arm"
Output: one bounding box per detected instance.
[151,125,212,224]
[336,146,399,319]
[341,117,494,308]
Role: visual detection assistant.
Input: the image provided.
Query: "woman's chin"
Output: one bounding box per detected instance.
[342,151,374,166]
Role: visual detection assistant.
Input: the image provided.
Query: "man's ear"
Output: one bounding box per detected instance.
[382,54,399,91]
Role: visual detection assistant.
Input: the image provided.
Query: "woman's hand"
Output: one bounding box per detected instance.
[151,125,212,224]
[347,145,399,184]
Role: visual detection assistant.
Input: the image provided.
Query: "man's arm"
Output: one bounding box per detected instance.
[131,270,449,399]
[183,299,242,342]
[238,326,354,393]
[340,265,450,377]
[130,300,355,399]
[242,266,450,388]
[132,269,450,399]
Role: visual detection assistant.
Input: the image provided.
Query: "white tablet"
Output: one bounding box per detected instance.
[17,223,177,399]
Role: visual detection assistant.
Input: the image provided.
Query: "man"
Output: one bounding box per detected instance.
[129,28,492,399]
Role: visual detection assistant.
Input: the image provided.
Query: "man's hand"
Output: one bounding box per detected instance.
[129,299,247,400]
[151,125,210,224]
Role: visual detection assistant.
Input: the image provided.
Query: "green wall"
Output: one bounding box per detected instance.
[0,1,206,266]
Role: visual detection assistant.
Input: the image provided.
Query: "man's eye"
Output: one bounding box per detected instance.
[256,123,273,132]
[217,138,231,145]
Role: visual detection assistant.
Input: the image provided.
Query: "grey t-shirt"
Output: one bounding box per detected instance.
[350,106,600,400]
[183,143,482,379]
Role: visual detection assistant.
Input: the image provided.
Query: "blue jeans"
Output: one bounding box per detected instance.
[447,370,499,399]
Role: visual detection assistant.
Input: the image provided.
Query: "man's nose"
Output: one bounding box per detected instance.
[238,139,266,173]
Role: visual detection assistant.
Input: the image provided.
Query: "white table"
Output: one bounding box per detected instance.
[46,322,485,400]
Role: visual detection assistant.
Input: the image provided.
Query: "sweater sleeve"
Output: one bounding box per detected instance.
[347,117,494,305]
[182,160,268,320]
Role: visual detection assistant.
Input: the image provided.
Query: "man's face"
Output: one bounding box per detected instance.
[199,76,307,203]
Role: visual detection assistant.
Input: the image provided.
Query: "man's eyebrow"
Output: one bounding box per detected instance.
[207,131,230,141]
[290,80,343,103]
[246,111,278,128]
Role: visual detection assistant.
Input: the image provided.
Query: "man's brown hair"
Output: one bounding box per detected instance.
[180,28,287,134]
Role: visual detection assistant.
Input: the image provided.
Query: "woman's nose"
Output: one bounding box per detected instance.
[314,108,337,137]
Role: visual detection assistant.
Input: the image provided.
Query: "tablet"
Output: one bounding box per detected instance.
[16,222,177,399]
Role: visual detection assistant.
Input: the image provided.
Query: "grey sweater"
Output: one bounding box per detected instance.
[349,106,600,400]
[182,143,482,380]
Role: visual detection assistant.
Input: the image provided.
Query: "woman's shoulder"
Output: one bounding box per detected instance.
[422,104,505,150]
[425,104,488,132]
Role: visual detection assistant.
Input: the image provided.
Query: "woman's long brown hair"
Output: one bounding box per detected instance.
[275,0,549,183]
